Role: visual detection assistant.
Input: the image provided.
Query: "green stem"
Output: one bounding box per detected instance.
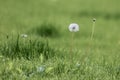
[70,32,74,63]
[90,21,96,41]
[81,21,96,62]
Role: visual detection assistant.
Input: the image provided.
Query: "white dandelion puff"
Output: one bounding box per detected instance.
[68,23,79,32]
[21,34,28,38]
[37,66,45,73]
[76,63,80,68]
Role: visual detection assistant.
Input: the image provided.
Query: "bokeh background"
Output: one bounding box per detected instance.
[1,0,120,48]
[0,0,120,33]
[0,0,120,79]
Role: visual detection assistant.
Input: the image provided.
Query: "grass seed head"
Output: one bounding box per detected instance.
[93,18,96,22]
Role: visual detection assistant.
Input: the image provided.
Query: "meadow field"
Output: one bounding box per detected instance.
[0,0,120,80]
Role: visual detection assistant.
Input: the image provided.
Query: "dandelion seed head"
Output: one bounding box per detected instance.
[76,63,80,68]
[37,66,45,73]
[21,34,28,38]
[68,23,79,32]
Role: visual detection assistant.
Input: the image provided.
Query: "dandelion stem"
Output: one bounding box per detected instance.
[82,18,96,62]
[90,21,96,41]
[70,32,74,63]
[87,19,96,53]
[88,19,96,56]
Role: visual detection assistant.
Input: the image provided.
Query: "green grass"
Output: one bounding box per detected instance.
[0,0,120,80]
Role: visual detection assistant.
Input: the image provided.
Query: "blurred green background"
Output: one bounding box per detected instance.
[0,0,120,47]
[0,0,120,48]
[0,0,120,31]
[0,0,120,79]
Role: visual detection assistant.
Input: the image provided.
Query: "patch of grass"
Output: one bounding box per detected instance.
[0,35,55,60]
[0,0,120,79]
